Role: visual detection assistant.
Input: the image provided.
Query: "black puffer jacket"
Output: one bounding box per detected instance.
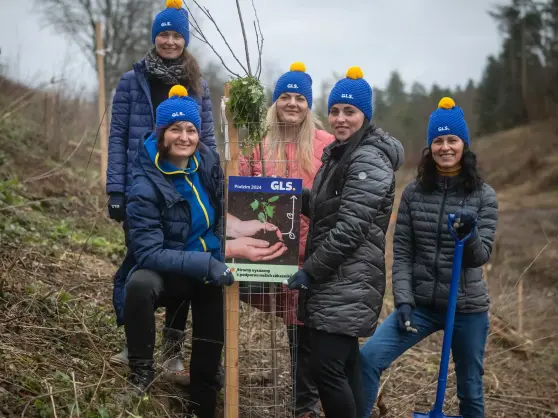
[392,177,498,313]
[300,124,404,338]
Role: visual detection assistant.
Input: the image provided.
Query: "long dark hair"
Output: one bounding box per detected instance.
[180,49,202,96]
[416,146,484,194]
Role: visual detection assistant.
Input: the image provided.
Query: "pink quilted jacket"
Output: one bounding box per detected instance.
[239,129,334,267]
[237,129,334,326]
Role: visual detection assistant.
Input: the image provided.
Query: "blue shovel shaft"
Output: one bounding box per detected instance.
[432,240,465,414]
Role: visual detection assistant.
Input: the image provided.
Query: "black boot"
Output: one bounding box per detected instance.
[161,327,190,385]
[127,360,155,395]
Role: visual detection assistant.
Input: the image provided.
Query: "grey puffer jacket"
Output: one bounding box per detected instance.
[300,124,404,338]
[392,177,498,313]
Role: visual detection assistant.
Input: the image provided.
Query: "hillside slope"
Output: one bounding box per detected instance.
[1,74,557,418]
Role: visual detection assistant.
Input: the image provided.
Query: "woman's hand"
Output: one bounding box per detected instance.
[226,237,287,262]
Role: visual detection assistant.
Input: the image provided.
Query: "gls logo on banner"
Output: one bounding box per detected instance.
[172,111,185,117]
[437,126,450,132]
[271,181,294,191]
[287,83,299,89]
[161,21,172,27]
[341,93,353,99]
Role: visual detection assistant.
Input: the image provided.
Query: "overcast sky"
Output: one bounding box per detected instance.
[0,0,508,97]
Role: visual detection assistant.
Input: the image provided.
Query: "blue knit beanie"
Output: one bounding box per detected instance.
[156,85,201,132]
[272,62,313,108]
[427,97,470,146]
[328,66,373,121]
[152,0,190,46]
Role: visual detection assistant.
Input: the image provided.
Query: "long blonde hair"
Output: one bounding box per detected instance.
[264,102,324,176]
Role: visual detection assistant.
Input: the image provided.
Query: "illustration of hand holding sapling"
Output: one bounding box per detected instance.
[225,213,286,262]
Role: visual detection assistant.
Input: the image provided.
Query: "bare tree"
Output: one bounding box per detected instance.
[34,0,158,96]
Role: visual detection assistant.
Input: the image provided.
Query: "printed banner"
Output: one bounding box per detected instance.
[226,176,302,282]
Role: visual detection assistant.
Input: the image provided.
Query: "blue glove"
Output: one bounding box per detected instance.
[453,208,477,237]
[108,193,126,222]
[205,258,235,286]
[286,270,312,290]
[397,304,417,333]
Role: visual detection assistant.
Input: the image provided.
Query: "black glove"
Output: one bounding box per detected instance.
[108,193,126,222]
[453,208,477,237]
[286,270,312,290]
[205,257,235,286]
[397,304,417,333]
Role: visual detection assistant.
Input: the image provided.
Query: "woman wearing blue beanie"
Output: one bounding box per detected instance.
[123,85,233,416]
[239,62,334,418]
[286,67,404,417]
[359,98,498,418]
[106,0,217,378]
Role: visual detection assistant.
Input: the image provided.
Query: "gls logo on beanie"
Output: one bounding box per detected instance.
[287,83,299,89]
[437,126,450,132]
[161,21,172,27]
[341,93,354,99]
[172,111,185,117]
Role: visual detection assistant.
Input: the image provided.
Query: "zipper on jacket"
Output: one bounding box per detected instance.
[431,177,448,307]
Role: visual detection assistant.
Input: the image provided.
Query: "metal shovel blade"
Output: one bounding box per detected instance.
[412,412,462,418]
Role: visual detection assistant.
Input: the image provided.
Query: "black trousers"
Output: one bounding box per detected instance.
[308,329,364,418]
[113,220,189,331]
[124,269,224,418]
[287,325,320,416]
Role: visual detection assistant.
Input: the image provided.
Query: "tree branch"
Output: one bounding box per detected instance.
[235,0,252,76]
[252,0,264,79]
[186,0,249,77]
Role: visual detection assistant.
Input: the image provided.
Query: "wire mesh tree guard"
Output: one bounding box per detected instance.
[221,83,303,417]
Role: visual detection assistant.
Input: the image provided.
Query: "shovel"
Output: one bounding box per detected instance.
[413,213,476,418]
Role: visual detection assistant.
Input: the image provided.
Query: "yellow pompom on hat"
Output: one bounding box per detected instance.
[168,85,188,98]
[166,0,182,8]
[438,97,455,110]
[427,96,469,146]
[156,85,200,132]
[272,61,313,107]
[290,62,306,72]
[328,66,373,120]
[152,0,189,45]
[346,66,364,80]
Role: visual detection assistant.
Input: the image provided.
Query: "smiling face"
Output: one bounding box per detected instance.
[163,121,199,163]
[430,135,464,169]
[154,30,185,60]
[328,103,365,141]
[275,92,308,125]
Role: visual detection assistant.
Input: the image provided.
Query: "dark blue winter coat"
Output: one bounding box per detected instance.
[125,135,224,281]
[106,58,216,195]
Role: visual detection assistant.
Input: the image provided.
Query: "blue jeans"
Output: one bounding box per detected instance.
[359,307,489,418]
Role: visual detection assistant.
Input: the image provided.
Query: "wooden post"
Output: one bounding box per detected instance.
[224,83,239,418]
[95,21,108,190]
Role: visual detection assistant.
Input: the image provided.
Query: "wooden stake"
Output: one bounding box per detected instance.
[224,83,239,418]
[95,21,108,190]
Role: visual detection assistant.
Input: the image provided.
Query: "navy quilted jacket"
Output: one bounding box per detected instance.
[106,58,216,195]
[126,135,224,280]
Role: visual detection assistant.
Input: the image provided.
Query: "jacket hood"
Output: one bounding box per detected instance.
[365,126,404,172]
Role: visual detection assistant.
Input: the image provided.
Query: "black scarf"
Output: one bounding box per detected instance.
[144,49,187,85]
